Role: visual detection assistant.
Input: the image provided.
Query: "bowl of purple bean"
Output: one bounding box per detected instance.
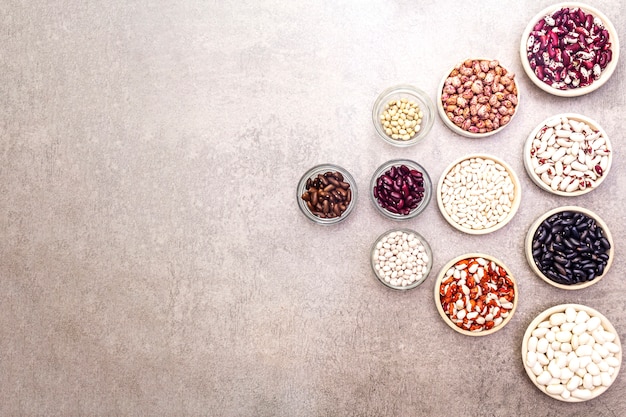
[525,206,614,290]
[370,159,432,220]
[372,84,435,147]
[437,58,520,138]
[523,113,612,196]
[520,3,620,97]
[297,164,357,225]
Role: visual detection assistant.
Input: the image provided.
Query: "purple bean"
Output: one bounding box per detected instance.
[373,164,426,215]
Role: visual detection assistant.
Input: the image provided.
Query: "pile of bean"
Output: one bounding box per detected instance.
[379,98,423,141]
[439,257,515,332]
[525,306,620,400]
[301,171,352,219]
[526,7,613,90]
[373,164,425,215]
[531,210,611,285]
[441,59,518,134]
[529,115,610,193]
[440,156,516,231]
[372,230,430,288]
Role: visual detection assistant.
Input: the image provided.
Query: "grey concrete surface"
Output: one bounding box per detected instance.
[1,0,625,415]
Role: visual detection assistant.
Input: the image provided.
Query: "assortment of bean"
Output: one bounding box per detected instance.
[372,230,431,288]
[301,171,352,219]
[440,156,516,231]
[526,7,613,90]
[439,256,515,333]
[373,164,426,216]
[441,59,518,134]
[531,210,611,286]
[525,306,620,400]
[528,115,610,193]
[379,98,423,141]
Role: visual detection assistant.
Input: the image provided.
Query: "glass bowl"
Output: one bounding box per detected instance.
[370,228,433,290]
[523,113,612,196]
[297,164,358,225]
[370,159,432,220]
[437,154,521,234]
[437,58,520,138]
[372,84,435,147]
[525,206,613,290]
[522,304,621,402]
[434,253,518,336]
[520,3,620,97]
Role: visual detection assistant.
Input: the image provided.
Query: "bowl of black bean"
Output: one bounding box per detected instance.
[525,206,613,289]
[370,159,432,220]
[297,164,357,225]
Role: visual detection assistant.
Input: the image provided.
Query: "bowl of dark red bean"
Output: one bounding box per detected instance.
[434,253,518,336]
[525,206,614,289]
[520,3,620,97]
[437,58,520,138]
[297,164,357,225]
[370,159,432,220]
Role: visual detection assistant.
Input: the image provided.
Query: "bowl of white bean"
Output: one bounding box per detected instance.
[437,154,521,234]
[522,304,621,402]
[437,58,520,138]
[434,253,518,336]
[370,229,433,290]
[525,206,613,290]
[520,3,620,97]
[524,113,612,196]
[372,85,436,147]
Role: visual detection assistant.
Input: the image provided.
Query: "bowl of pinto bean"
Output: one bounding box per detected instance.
[437,58,520,138]
[520,3,620,97]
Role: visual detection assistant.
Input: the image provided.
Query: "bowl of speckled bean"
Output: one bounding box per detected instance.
[523,113,612,196]
[434,253,518,336]
[520,3,620,97]
[437,58,520,138]
[525,206,613,290]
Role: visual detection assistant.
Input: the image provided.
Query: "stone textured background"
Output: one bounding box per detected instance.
[1,0,625,415]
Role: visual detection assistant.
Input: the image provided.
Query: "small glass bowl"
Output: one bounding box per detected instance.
[372,84,435,147]
[524,206,613,290]
[437,58,520,138]
[434,253,518,336]
[520,3,620,97]
[370,228,433,290]
[369,159,432,220]
[297,164,358,225]
[522,304,621,402]
[523,113,613,196]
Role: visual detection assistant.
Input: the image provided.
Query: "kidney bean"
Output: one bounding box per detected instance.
[531,210,610,285]
[373,164,425,215]
[526,7,614,90]
[301,171,352,219]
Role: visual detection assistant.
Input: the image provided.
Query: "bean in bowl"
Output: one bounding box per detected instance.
[526,206,613,289]
[524,113,612,196]
[435,254,517,336]
[438,58,519,137]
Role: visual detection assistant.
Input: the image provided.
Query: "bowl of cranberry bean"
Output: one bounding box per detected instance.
[297,164,357,225]
[437,154,521,234]
[525,206,613,290]
[370,229,433,290]
[435,253,518,336]
[523,113,612,196]
[520,3,620,97]
[370,159,432,220]
[437,58,520,138]
[372,84,435,147]
[522,304,621,401]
